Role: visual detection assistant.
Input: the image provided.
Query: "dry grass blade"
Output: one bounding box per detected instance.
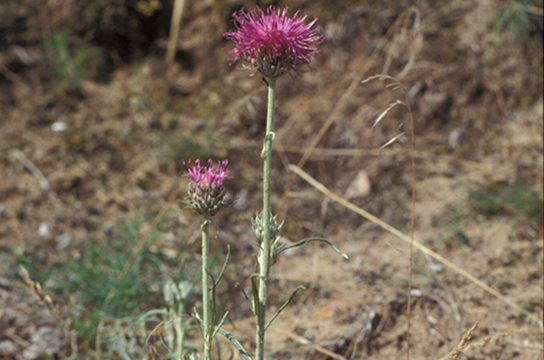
[372,100,404,129]
[10,148,64,210]
[384,7,422,80]
[379,132,406,150]
[145,319,169,350]
[160,332,168,347]
[143,318,175,360]
[278,7,422,214]
[166,0,186,65]
[439,321,479,360]
[288,164,543,329]
[359,74,417,360]
[462,329,544,353]
[10,149,50,191]
[227,137,500,171]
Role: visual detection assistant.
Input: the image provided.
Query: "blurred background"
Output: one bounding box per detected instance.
[0,0,542,359]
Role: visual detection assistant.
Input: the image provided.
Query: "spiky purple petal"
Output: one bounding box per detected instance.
[223,6,324,78]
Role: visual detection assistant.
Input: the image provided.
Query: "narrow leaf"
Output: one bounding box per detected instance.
[208,270,218,335]
[217,328,253,360]
[227,349,234,360]
[236,282,254,315]
[215,245,231,286]
[250,274,261,317]
[193,310,205,338]
[211,311,230,338]
[265,285,305,331]
[278,237,348,259]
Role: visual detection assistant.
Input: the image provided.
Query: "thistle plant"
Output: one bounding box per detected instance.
[182,159,233,359]
[224,6,346,360]
[180,7,346,360]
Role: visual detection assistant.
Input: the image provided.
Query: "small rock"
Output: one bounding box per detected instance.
[38,222,49,237]
[430,263,444,273]
[448,128,463,149]
[55,233,73,251]
[0,340,17,355]
[51,121,68,132]
[0,276,11,290]
[344,171,371,199]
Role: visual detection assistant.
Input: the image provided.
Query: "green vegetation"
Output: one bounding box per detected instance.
[47,217,163,341]
[468,181,543,224]
[15,214,206,359]
[428,180,542,249]
[45,30,101,91]
[494,0,544,46]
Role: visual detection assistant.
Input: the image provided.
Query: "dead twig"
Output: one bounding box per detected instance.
[166,0,186,66]
[226,137,499,172]
[10,148,64,209]
[11,149,50,191]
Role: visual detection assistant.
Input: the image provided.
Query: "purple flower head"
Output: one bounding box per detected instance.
[182,159,233,216]
[183,159,231,191]
[223,6,324,78]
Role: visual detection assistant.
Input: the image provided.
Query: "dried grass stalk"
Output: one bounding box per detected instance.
[440,321,479,360]
[18,265,78,356]
[19,265,61,319]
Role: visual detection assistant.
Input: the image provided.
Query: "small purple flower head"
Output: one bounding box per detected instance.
[183,159,230,191]
[182,159,233,216]
[223,6,324,79]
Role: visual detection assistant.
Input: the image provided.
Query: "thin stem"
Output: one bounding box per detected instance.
[406,82,416,360]
[255,76,277,360]
[201,215,211,360]
[175,301,186,358]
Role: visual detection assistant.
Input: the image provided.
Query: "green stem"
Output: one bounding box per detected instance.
[175,301,185,358]
[201,215,211,360]
[256,77,277,360]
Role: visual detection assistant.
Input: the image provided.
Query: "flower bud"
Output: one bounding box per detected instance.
[251,211,283,242]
